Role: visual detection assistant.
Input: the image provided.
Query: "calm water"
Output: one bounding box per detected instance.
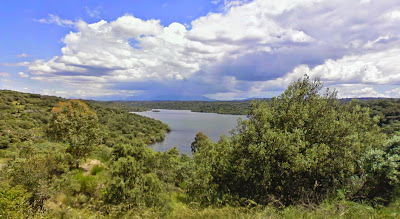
[133,109,245,154]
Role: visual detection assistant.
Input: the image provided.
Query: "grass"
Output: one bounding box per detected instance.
[162,193,400,219]
[24,192,400,218]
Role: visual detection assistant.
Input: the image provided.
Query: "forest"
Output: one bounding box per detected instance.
[2,76,400,218]
[104,100,252,115]
[112,98,400,135]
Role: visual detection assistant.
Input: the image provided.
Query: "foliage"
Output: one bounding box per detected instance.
[187,135,232,205]
[355,136,400,203]
[2,81,400,218]
[6,142,71,208]
[106,100,252,115]
[0,182,32,218]
[101,143,173,216]
[359,98,400,135]
[0,90,62,150]
[0,90,169,151]
[48,100,100,164]
[188,76,385,206]
[191,132,210,153]
[0,90,172,217]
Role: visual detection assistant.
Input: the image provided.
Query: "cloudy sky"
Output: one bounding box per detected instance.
[1,0,400,100]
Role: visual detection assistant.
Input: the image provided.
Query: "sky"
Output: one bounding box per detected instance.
[1,0,400,100]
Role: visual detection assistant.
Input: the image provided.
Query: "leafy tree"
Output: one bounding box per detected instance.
[189,76,385,206]
[360,99,400,135]
[187,135,233,205]
[191,132,209,153]
[48,100,100,166]
[0,135,11,149]
[7,142,71,208]
[0,182,32,218]
[103,144,170,212]
[357,136,400,203]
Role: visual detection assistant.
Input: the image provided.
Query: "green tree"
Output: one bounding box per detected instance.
[103,144,170,212]
[189,76,385,206]
[358,136,400,203]
[48,100,100,166]
[191,132,209,153]
[188,135,232,205]
[7,142,71,208]
[0,182,32,218]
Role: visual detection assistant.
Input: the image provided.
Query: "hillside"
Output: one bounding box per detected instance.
[1,82,400,218]
[0,90,170,149]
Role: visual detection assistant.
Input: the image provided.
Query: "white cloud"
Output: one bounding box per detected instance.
[28,1,314,88]
[298,48,400,85]
[36,14,75,27]
[383,10,400,21]
[2,62,30,67]
[24,0,400,99]
[385,87,400,97]
[332,84,386,98]
[360,0,371,4]
[17,53,29,58]
[188,0,315,45]
[18,72,29,78]
[246,47,400,98]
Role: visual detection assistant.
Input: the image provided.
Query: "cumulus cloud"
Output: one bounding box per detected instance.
[25,0,400,99]
[290,48,400,85]
[18,72,29,78]
[28,1,313,97]
[333,84,386,98]
[35,14,75,27]
[236,47,400,98]
[383,10,400,21]
[385,87,400,97]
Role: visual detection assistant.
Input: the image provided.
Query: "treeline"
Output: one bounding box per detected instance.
[105,99,400,135]
[105,100,253,115]
[0,90,169,150]
[359,99,400,135]
[2,77,400,218]
[0,90,175,218]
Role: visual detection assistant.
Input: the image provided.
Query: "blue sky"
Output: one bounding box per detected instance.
[1,0,400,100]
[1,0,220,63]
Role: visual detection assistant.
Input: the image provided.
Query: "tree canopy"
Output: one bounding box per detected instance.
[189,76,387,205]
[48,100,100,165]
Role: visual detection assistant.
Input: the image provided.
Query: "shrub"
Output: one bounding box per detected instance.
[189,76,385,206]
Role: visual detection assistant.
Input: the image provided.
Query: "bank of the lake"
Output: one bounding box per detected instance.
[132,109,245,154]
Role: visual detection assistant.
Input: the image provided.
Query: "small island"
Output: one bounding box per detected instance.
[152,109,161,112]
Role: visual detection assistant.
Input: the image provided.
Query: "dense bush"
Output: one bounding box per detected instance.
[0,182,32,218]
[48,100,100,166]
[355,136,400,203]
[188,76,387,206]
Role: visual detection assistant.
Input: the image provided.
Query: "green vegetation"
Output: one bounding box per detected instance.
[187,77,396,207]
[2,77,400,218]
[359,98,400,135]
[48,100,100,166]
[106,100,252,115]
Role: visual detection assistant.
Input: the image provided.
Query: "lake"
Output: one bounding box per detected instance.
[132,109,245,154]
